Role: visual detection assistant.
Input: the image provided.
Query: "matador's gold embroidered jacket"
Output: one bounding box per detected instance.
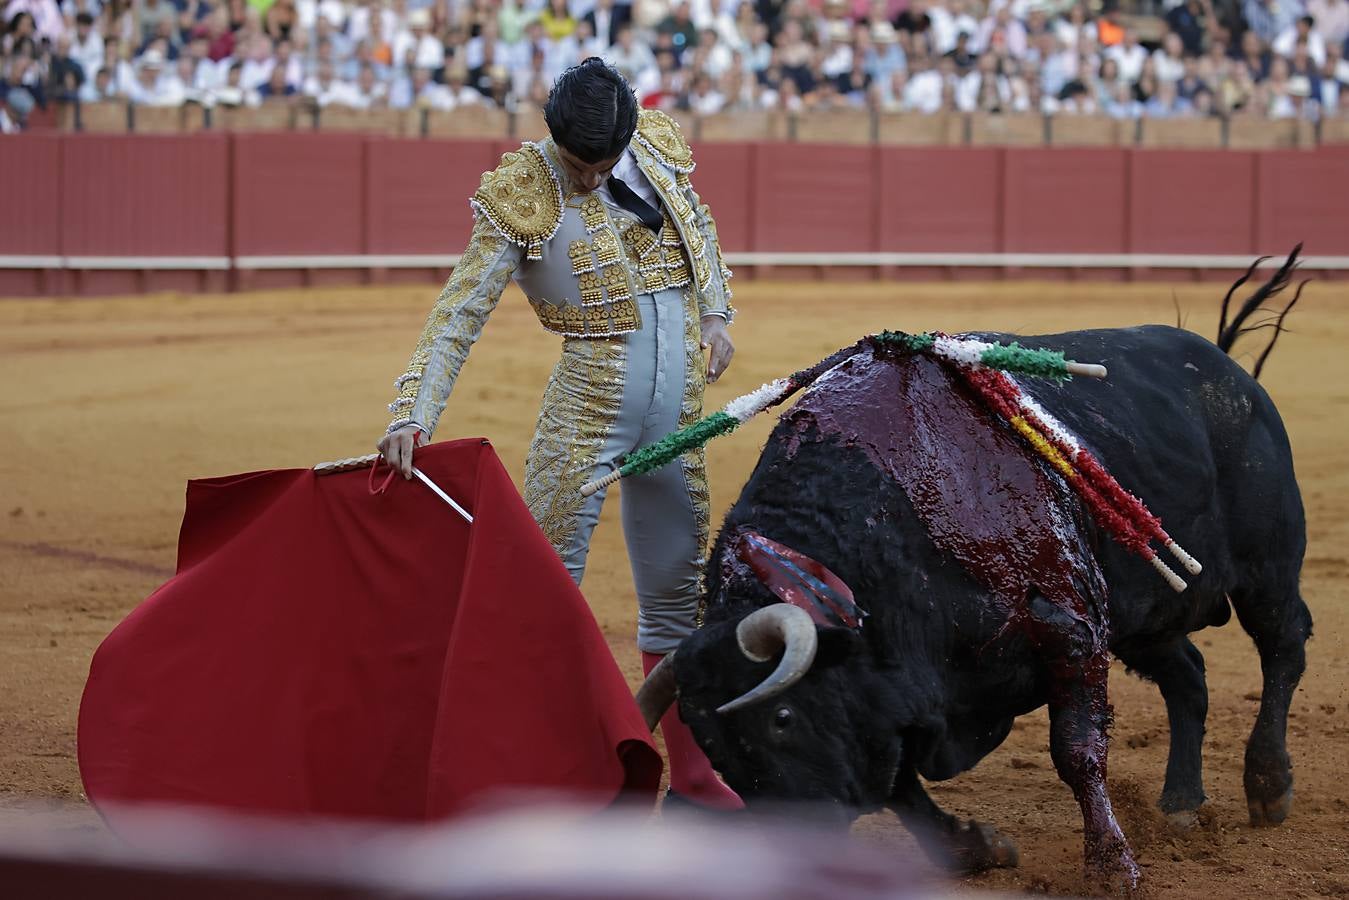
[386,109,734,436]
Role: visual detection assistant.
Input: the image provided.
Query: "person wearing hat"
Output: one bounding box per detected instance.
[377,58,740,811]
[127,48,185,105]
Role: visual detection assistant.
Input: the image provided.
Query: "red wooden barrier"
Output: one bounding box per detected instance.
[1002,148,1129,254]
[61,135,229,257]
[232,133,365,257]
[0,134,62,256]
[688,142,754,253]
[751,144,879,252]
[877,147,1002,253]
[3,134,1346,298]
[364,138,497,255]
[1129,150,1256,256]
[1254,150,1349,256]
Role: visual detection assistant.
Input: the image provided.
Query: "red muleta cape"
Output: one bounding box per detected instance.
[78,438,661,823]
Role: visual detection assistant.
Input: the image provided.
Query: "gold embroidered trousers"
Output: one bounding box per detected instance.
[523,287,710,653]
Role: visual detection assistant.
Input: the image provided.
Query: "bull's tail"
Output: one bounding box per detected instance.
[1216,245,1307,380]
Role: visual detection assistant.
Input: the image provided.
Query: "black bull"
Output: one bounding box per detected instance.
[637,272,1311,889]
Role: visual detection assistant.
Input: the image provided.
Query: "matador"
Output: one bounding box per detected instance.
[378,59,741,811]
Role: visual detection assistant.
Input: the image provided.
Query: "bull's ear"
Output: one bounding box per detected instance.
[813,625,862,670]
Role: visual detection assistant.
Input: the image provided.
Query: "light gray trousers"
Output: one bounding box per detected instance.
[523,288,707,654]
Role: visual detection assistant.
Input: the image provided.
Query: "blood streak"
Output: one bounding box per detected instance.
[781,347,1105,625]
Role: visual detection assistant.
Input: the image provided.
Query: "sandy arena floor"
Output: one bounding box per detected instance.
[1,278,1346,897]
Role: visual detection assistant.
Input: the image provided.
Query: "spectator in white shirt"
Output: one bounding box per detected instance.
[1319,43,1343,112]
[444,64,486,106]
[903,54,948,112]
[296,0,346,31]
[238,34,276,91]
[348,0,397,46]
[1053,1,1097,54]
[957,52,1010,111]
[393,8,444,71]
[972,6,1028,58]
[929,0,980,55]
[127,50,185,105]
[347,63,387,108]
[389,64,436,107]
[4,0,63,43]
[1106,28,1148,83]
[70,12,103,77]
[1152,31,1186,83]
[304,59,361,106]
[77,64,116,101]
[212,61,261,108]
[273,38,305,87]
[687,70,726,111]
[1274,15,1327,67]
[315,15,354,63]
[819,20,853,77]
[466,17,518,74]
[1308,0,1349,46]
[604,23,657,87]
[165,56,206,103]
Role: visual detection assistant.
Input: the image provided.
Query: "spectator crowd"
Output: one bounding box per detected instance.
[3,0,1349,132]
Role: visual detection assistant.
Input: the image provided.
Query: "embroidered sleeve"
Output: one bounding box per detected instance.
[386,215,522,436]
[683,174,735,324]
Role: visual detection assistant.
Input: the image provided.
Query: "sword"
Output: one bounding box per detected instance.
[314,453,473,524]
[411,466,473,523]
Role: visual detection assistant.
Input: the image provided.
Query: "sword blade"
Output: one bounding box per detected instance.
[411,466,474,523]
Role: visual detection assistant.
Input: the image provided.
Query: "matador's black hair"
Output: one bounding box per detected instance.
[543,57,639,165]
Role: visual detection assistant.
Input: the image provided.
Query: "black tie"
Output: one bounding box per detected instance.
[608,174,664,232]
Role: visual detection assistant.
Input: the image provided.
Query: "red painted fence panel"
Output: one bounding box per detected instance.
[687,142,753,253]
[61,134,229,257]
[877,147,1002,253]
[1254,150,1349,256]
[364,138,498,255]
[751,144,878,252]
[231,133,364,257]
[0,134,62,256]
[1002,148,1129,254]
[1129,150,1257,256]
[11,134,1349,301]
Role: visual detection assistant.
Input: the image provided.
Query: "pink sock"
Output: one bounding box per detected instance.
[642,651,744,810]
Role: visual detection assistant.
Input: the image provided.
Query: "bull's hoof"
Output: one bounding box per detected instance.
[1248,786,1294,827]
[1085,833,1142,895]
[1165,807,1200,830]
[1086,852,1143,895]
[950,819,1019,873]
[1159,792,1205,830]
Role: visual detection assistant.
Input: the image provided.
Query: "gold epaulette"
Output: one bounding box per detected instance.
[634,109,694,174]
[470,143,563,261]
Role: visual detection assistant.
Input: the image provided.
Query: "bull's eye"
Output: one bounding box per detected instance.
[773,707,793,729]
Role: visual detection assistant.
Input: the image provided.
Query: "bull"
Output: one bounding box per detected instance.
[636,253,1311,890]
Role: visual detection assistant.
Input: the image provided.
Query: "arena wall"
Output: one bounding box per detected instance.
[1,134,1345,297]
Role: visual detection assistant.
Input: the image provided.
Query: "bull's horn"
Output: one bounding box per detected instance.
[716,605,818,715]
[635,652,678,732]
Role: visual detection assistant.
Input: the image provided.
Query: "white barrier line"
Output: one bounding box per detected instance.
[722,252,1349,269]
[1,252,1344,270]
[0,256,62,268]
[64,256,232,270]
[236,255,462,269]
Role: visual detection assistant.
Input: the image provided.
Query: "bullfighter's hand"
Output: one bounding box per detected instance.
[378,424,424,480]
[701,315,735,384]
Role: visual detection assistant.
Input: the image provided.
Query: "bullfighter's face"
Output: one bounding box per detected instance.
[671,616,903,825]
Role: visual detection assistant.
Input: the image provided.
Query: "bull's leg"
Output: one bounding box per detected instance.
[1047,673,1139,891]
[887,763,1019,874]
[1116,637,1209,826]
[1029,595,1139,891]
[1229,583,1312,827]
